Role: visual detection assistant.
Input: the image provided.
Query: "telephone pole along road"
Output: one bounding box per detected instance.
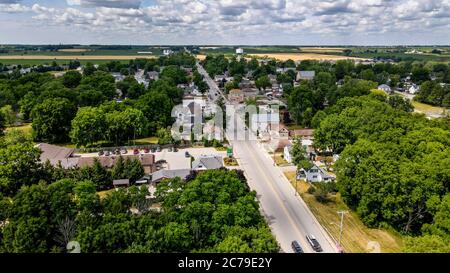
[196,62,338,253]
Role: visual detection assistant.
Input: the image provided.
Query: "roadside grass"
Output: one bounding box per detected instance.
[412,101,449,116]
[224,157,239,166]
[274,153,288,166]
[284,171,405,253]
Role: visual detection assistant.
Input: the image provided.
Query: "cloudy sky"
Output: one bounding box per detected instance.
[0,0,449,45]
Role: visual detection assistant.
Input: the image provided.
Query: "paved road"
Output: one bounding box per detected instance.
[197,62,338,253]
[196,62,226,102]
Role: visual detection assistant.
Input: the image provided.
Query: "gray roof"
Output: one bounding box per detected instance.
[297,71,315,79]
[151,169,191,182]
[113,179,130,186]
[36,143,78,168]
[192,156,223,170]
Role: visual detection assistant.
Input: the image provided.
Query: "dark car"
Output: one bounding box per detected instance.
[114,149,121,155]
[291,241,304,253]
[151,147,156,153]
[133,149,140,155]
[173,147,178,152]
[156,146,161,152]
[98,150,104,156]
[185,151,190,158]
[144,148,150,153]
[305,235,323,252]
[104,151,110,156]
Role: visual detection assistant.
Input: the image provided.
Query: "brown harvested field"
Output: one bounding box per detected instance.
[58,48,91,53]
[249,53,365,61]
[196,54,206,60]
[0,55,156,60]
[299,47,345,53]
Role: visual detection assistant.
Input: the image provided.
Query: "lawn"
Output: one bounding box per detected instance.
[132,137,159,146]
[412,101,449,117]
[274,153,288,166]
[6,123,32,135]
[284,171,405,253]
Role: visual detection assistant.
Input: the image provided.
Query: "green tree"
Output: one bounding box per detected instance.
[255,75,271,91]
[62,71,82,88]
[70,107,106,147]
[31,98,76,143]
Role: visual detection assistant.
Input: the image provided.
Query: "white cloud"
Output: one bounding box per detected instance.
[67,0,141,9]
[2,0,448,44]
[0,3,29,13]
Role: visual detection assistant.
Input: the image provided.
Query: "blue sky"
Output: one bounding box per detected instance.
[0,0,449,45]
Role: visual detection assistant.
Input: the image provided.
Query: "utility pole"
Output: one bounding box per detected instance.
[337,210,348,246]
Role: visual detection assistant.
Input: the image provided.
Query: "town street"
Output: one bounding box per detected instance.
[197,62,338,253]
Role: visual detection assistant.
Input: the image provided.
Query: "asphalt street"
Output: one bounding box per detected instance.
[197,61,338,253]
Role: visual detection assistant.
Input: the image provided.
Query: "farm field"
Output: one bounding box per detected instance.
[0,55,156,60]
[284,171,405,253]
[248,53,365,61]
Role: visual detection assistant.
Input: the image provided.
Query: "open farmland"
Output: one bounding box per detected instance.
[58,48,92,53]
[248,53,366,61]
[299,47,345,53]
[0,55,156,60]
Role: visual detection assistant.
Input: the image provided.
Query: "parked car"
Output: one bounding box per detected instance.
[168,146,173,152]
[185,151,190,158]
[133,149,140,155]
[104,151,110,156]
[291,241,304,253]
[121,148,127,154]
[156,146,161,152]
[173,147,178,152]
[98,150,104,156]
[114,149,121,155]
[144,148,150,153]
[305,235,323,252]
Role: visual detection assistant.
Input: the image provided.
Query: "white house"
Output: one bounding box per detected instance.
[163,49,174,56]
[408,84,420,94]
[296,71,315,81]
[236,48,244,55]
[297,164,335,183]
[284,144,293,163]
[284,139,313,164]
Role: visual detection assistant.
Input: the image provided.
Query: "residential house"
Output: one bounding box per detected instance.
[174,97,206,140]
[289,129,314,140]
[147,71,159,81]
[297,164,335,183]
[151,169,192,184]
[296,71,315,81]
[236,48,244,55]
[284,144,293,163]
[77,154,156,173]
[251,112,280,135]
[228,89,244,104]
[378,84,392,94]
[113,179,130,189]
[239,79,254,89]
[408,84,420,94]
[192,155,224,171]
